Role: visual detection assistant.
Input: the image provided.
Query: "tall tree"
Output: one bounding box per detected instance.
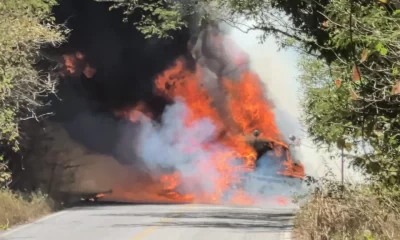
[0,0,66,185]
[296,0,400,187]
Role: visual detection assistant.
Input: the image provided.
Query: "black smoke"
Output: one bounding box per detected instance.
[45,0,196,164]
[43,0,289,171]
[52,0,193,110]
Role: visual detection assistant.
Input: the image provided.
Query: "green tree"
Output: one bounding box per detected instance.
[95,0,194,39]
[296,0,400,187]
[298,55,354,151]
[0,0,66,185]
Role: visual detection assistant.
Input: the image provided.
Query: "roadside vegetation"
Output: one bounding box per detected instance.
[2,0,400,237]
[0,0,65,229]
[290,0,400,238]
[0,189,54,230]
[293,178,400,240]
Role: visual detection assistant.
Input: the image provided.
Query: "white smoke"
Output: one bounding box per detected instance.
[226,23,365,183]
[135,99,229,199]
[127,97,302,205]
[110,21,313,204]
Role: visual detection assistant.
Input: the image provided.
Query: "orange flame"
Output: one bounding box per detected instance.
[222,72,284,145]
[114,101,153,122]
[145,58,300,205]
[96,193,105,198]
[153,59,256,204]
[106,37,304,205]
[62,53,79,74]
[62,51,97,78]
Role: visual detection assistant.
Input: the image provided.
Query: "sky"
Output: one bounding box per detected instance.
[228,27,364,182]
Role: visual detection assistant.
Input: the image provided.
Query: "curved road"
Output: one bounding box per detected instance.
[0,203,293,240]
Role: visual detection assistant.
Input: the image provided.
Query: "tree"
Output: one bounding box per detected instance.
[0,0,66,185]
[298,55,354,151]
[296,0,400,187]
[95,0,194,39]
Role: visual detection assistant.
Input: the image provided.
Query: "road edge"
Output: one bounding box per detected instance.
[0,210,67,238]
[281,230,292,240]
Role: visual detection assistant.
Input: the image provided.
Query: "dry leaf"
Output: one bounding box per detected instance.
[392,80,400,95]
[360,49,368,62]
[350,88,358,100]
[335,79,342,88]
[322,21,329,28]
[352,65,360,81]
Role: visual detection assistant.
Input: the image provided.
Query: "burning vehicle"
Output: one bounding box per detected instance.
[101,24,306,204]
[45,0,304,206]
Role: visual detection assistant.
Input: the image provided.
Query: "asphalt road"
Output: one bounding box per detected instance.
[0,203,294,240]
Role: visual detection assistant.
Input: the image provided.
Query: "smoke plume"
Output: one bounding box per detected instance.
[41,0,304,205]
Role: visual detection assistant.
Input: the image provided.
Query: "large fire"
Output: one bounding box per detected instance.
[148,57,301,205]
[62,28,304,206]
[103,55,304,205]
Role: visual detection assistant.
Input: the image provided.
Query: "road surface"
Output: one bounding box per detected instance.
[0,203,294,240]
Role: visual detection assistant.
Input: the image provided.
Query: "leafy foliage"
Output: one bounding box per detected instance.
[0,156,11,188]
[96,0,198,38]
[298,55,354,151]
[0,0,66,184]
[295,0,400,187]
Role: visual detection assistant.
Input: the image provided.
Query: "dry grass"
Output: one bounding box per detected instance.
[293,184,400,240]
[0,189,55,230]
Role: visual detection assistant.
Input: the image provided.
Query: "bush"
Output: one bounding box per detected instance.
[0,0,66,187]
[294,180,400,240]
[0,0,66,146]
[0,189,55,230]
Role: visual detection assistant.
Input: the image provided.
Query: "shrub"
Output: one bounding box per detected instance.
[0,189,55,230]
[294,180,400,240]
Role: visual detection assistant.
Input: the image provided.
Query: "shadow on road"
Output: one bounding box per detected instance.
[66,202,294,232]
[67,201,187,210]
[96,208,294,232]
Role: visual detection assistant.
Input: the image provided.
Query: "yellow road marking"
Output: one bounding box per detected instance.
[130,205,195,240]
